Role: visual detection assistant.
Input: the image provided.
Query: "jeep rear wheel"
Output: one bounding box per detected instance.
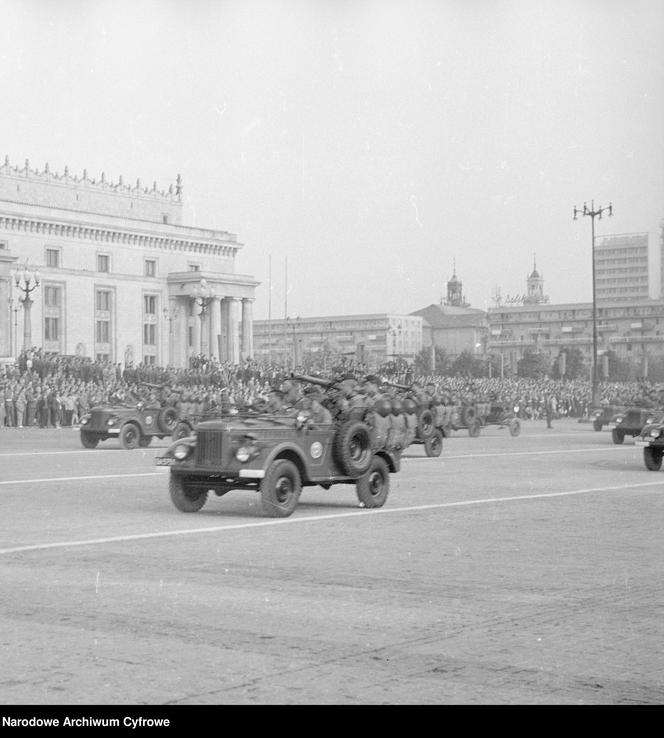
[80,431,99,449]
[612,428,625,445]
[356,456,390,508]
[169,474,208,512]
[260,459,302,517]
[120,423,141,450]
[334,420,373,476]
[416,408,435,441]
[424,429,443,457]
[643,447,663,471]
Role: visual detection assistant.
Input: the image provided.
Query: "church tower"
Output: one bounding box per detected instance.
[523,254,548,304]
[443,259,469,307]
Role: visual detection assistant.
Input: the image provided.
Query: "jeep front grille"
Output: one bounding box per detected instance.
[196,431,224,465]
[91,410,106,428]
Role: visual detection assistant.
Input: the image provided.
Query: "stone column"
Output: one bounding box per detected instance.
[219,298,229,361]
[175,297,188,369]
[227,297,240,365]
[191,299,200,366]
[209,297,222,361]
[0,251,17,357]
[241,298,254,360]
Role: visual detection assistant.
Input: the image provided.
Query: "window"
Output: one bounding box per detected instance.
[44,317,59,341]
[96,290,111,311]
[96,353,109,362]
[144,295,157,314]
[188,263,200,271]
[46,248,60,268]
[143,323,156,345]
[188,326,193,347]
[0,240,6,250]
[97,254,110,273]
[44,286,61,308]
[96,320,110,343]
[144,259,156,277]
[143,354,157,365]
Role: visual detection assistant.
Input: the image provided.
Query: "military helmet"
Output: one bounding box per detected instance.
[374,397,392,417]
[391,398,404,415]
[402,398,417,415]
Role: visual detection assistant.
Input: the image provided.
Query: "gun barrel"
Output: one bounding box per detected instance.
[290,373,333,388]
[386,381,411,390]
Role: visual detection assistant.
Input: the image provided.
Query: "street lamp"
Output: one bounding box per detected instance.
[573,200,613,407]
[190,279,215,355]
[162,302,178,366]
[286,316,300,370]
[13,263,40,351]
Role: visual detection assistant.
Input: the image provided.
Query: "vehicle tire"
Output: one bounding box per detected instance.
[509,419,521,437]
[172,421,192,441]
[643,447,663,471]
[468,419,481,438]
[139,435,153,447]
[120,423,141,450]
[158,406,179,434]
[334,420,373,476]
[260,459,302,517]
[80,431,99,449]
[424,429,443,457]
[169,474,208,512]
[416,408,435,441]
[356,456,390,508]
[593,419,603,432]
[611,428,625,445]
[462,405,476,427]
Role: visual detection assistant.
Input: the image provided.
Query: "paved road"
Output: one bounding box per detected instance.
[1,419,662,704]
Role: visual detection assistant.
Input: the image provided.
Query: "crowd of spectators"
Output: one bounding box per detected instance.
[2,348,663,428]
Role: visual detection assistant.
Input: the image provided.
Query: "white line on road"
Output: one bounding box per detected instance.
[1,480,662,556]
[404,446,636,460]
[0,473,163,486]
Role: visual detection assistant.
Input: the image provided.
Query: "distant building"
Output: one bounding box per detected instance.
[0,156,258,366]
[411,303,487,359]
[523,256,549,305]
[595,232,649,303]
[442,260,469,308]
[252,313,423,370]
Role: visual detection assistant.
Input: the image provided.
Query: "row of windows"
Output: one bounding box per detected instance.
[42,317,159,346]
[43,247,201,276]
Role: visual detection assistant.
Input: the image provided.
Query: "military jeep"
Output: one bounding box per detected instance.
[155,410,402,518]
[79,402,179,449]
[607,407,664,445]
[635,418,664,470]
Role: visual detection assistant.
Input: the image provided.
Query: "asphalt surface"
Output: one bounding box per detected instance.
[0,419,663,705]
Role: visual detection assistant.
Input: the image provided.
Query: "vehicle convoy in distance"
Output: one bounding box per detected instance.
[606,407,664,445]
[590,404,626,432]
[79,402,179,449]
[635,418,664,470]
[155,386,404,518]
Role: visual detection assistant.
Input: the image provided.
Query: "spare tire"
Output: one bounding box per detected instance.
[416,408,435,440]
[462,405,476,427]
[158,406,179,434]
[334,420,373,476]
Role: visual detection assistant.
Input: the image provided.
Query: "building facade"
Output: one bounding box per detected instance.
[487,299,664,376]
[252,313,423,370]
[0,157,258,367]
[595,232,649,303]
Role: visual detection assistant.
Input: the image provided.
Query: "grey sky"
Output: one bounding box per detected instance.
[1,0,662,320]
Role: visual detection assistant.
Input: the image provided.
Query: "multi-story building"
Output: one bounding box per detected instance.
[252,313,423,370]
[487,299,664,377]
[595,232,649,303]
[0,157,258,367]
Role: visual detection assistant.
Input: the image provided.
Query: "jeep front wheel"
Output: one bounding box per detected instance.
[169,474,208,512]
[120,423,141,449]
[612,428,625,445]
[643,447,663,471]
[260,459,302,517]
[80,431,99,449]
[356,456,390,508]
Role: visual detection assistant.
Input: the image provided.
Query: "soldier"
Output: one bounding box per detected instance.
[361,374,384,411]
[301,386,333,424]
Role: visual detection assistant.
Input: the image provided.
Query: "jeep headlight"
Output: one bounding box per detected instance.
[650,428,660,438]
[235,446,253,463]
[646,417,654,425]
[80,417,89,425]
[107,417,118,426]
[615,417,623,424]
[173,444,191,460]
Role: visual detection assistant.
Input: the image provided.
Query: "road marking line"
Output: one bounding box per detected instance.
[0,473,162,486]
[405,446,635,460]
[1,480,662,556]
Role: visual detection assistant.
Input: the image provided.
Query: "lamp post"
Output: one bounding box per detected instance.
[190,279,215,356]
[573,200,613,407]
[286,316,300,370]
[162,302,178,366]
[13,263,40,351]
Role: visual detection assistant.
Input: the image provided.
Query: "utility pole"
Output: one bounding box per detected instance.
[573,200,613,407]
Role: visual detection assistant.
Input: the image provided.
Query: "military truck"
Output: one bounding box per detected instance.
[155,408,403,518]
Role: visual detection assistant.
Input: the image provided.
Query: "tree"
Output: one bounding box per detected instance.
[414,346,451,376]
[516,349,550,379]
[450,350,485,378]
[551,347,587,380]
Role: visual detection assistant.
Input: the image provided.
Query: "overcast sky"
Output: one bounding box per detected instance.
[1,0,663,319]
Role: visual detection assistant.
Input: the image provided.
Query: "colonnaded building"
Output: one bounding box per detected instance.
[0,157,258,367]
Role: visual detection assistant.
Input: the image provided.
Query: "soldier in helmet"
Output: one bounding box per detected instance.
[301,386,333,424]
